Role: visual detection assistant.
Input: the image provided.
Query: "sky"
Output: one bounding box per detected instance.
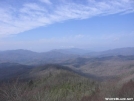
[0,0,134,52]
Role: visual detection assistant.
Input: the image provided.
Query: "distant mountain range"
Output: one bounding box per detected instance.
[0,49,78,65]
[0,47,134,65]
[94,47,134,57]
[1,55,134,82]
[0,47,134,82]
[50,48,92,55]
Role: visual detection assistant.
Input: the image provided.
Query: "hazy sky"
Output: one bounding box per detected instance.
[0,0,134,52]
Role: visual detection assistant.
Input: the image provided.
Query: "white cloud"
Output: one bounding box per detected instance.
[0,0,134,37]
[39,0,52,5]
[21,3,46,12]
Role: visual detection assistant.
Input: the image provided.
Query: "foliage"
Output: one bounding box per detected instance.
[0,70,96,101]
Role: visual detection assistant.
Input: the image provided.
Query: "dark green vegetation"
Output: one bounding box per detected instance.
[0,47,134,101]
[0,64,134,101]
[0,63,33,82]
[0,64,97,101]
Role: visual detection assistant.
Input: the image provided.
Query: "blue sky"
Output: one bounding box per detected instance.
[0,0,134,52]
